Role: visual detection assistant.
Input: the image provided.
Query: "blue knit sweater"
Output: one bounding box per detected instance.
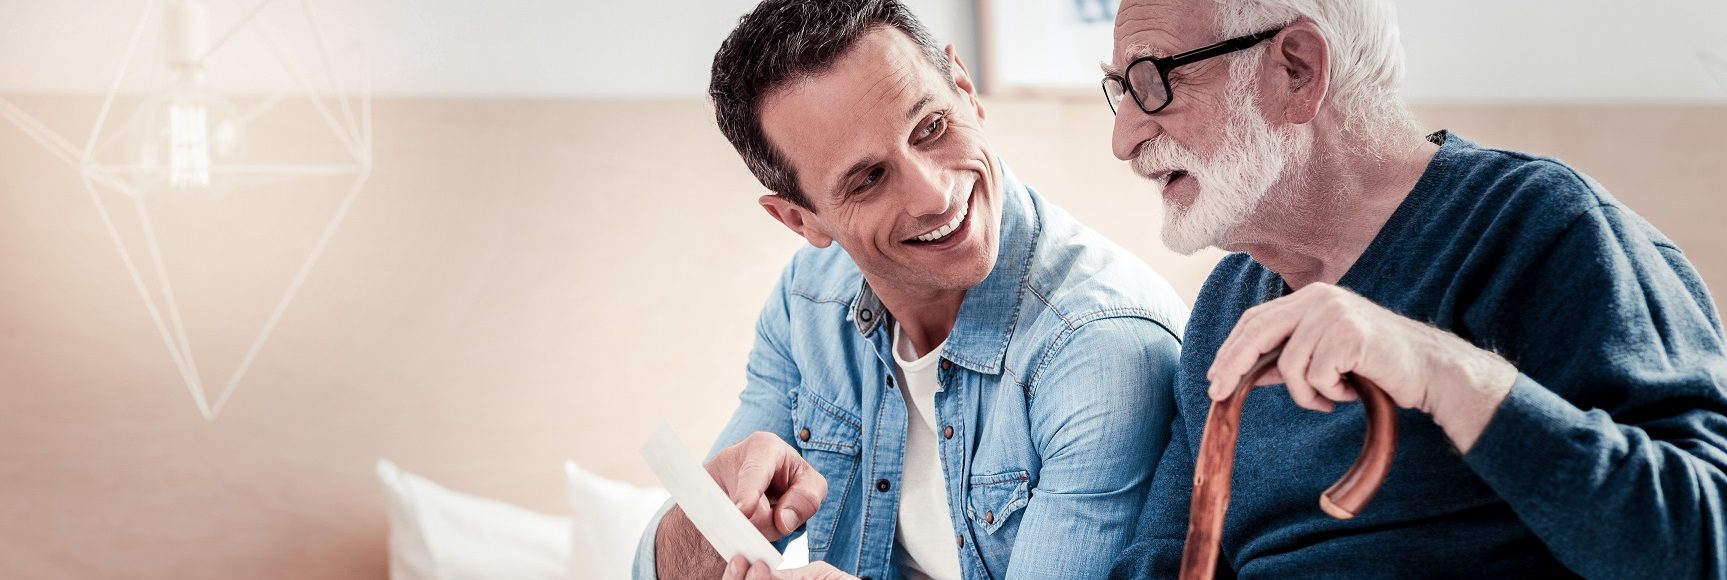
[1112,131,1727,578]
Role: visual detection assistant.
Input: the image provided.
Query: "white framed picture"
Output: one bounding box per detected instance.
[979,0,1119,96]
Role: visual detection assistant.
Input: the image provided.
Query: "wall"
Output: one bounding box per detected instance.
[2,96,1725,578]
[3,1,1726,100]
[0,0,981,98]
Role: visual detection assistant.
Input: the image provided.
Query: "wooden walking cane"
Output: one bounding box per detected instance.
[1177,347,1399,580]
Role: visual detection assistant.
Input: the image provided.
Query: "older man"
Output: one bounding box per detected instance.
[635,1,1189,579]
[1104,0,1727,577]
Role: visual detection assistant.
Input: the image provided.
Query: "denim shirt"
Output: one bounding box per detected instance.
[635,165,1189,579]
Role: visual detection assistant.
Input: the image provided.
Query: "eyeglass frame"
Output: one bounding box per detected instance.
[1102,27,1285,115]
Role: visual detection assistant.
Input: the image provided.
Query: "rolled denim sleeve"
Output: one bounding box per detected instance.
[1006,316,1181,579]
[631,263,806,579]
[632,499,676,580]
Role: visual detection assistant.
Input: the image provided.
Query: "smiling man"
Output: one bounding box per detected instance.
[1104,0,1727,577]
[631,1,1189,579]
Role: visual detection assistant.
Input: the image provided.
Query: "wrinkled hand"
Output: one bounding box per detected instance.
[722,556,858,580]
[706,431,828,540]
[1206,283,1519,452]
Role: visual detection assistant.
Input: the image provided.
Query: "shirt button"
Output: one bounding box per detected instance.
[943,426,954,439]
[859,309,873,322]
[985,511,995,524]
[798,428,810,442]
[886,376,895,388]
[876,479,891,492]
[957,534,964,547]
[940,359,952,370]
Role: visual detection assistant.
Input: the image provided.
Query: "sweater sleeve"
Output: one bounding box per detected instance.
[1461,203,1727,578]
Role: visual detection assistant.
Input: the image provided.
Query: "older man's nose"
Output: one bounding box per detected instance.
[1112,106,1161,161]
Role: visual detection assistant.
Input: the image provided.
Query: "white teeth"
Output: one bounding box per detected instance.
[913,199,969,242]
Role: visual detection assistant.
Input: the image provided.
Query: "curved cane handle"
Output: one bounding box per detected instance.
[1176,347,1398,580]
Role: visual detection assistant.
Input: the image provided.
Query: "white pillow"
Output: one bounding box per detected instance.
[377,459,570,580]
[565,461,671,579]
[563,461,810,578]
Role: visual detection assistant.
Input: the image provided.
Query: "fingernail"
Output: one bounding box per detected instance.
[779,508,797,532]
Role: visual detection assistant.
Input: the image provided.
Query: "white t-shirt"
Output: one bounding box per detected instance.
[891,322,963,580]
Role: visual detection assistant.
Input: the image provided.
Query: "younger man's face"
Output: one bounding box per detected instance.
[758,27,1002,296]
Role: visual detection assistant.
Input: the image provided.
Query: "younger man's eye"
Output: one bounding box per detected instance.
[917,115,946,142]
[854,167,884,193]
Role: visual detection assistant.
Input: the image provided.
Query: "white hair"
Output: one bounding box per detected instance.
[1214,0,1420,153]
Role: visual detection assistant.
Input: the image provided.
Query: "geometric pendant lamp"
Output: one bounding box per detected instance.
[0,0,370,421]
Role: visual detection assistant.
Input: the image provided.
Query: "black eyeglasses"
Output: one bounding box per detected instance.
[1102,27,1284,115]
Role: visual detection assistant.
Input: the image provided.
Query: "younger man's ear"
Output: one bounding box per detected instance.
[759,194,834,248]
[946,45,986,124]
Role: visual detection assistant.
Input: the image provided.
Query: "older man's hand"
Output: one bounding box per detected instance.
[1206,283,1520,453]
[722,556,858,580]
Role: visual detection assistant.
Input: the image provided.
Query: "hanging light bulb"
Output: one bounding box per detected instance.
[154,0,238,191]
[168,100,210,188]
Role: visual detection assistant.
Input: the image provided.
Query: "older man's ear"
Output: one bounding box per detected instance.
[1262,19,1330,126]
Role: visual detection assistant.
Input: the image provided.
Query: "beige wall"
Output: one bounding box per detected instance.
[2,96,1723,578]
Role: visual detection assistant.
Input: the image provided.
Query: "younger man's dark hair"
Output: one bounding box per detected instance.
[709,0,954,210]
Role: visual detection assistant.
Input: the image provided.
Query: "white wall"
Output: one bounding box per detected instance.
[1399,0,1727,102]
[1,0,1724,100]
[0,0,979,98]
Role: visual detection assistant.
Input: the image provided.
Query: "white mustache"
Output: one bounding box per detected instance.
[1132,139,1199,181]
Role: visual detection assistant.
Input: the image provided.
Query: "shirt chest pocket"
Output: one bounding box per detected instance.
[791,390,862,554]
[966,469,1030,536]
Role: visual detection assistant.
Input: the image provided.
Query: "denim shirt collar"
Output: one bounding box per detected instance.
[849,163,1038,376]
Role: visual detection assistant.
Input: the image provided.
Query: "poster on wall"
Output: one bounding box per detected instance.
[979,0,1119,95]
